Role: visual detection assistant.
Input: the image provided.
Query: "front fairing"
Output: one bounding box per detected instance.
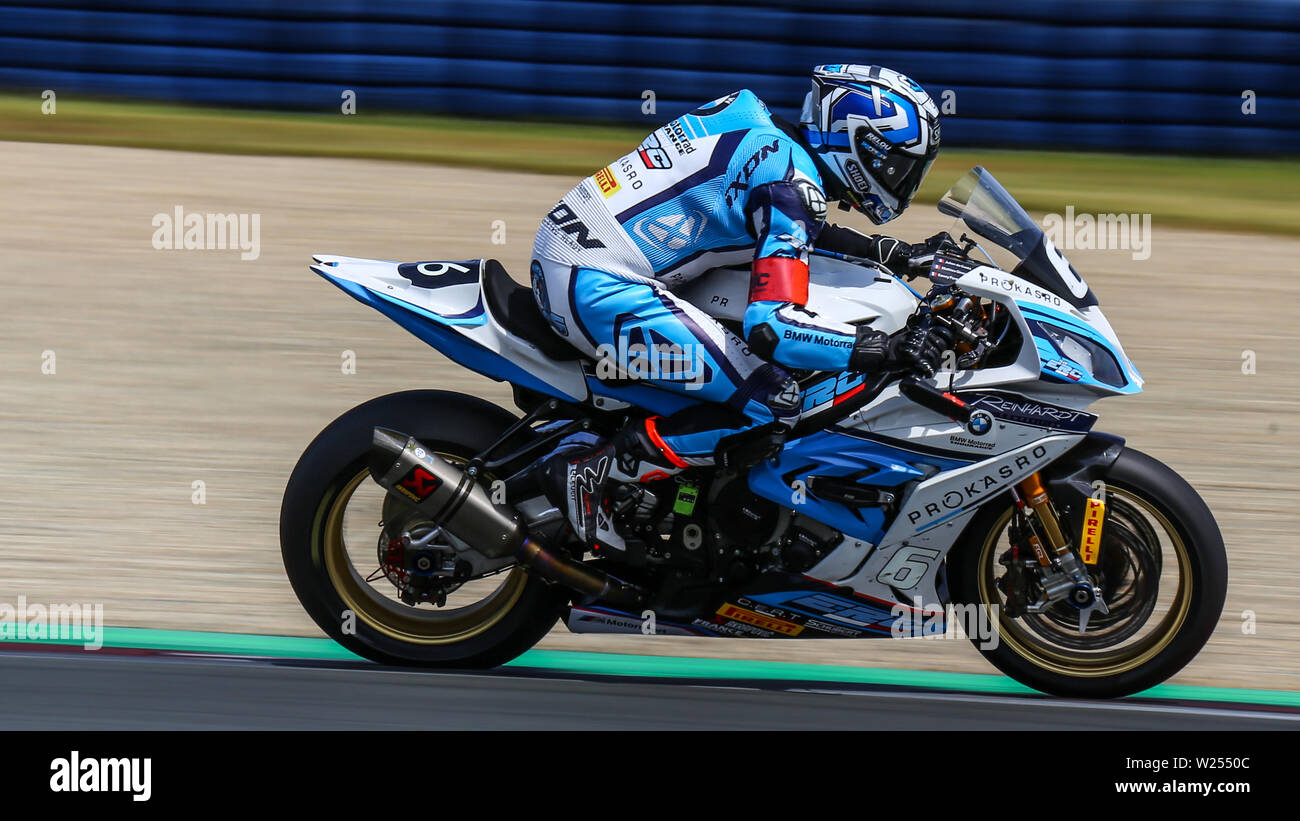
[936,168,1142,395]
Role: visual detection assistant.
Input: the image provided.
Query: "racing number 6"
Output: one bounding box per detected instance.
[877,546,941,590]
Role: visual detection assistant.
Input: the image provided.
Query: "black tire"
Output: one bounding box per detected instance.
[948,446,1228,698]
[280,390,569,668]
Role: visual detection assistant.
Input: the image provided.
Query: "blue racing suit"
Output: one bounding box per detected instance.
[531,90,873,467]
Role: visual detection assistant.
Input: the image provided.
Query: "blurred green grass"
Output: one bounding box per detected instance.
[4,94,1297,236]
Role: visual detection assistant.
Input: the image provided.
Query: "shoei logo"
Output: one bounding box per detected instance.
[844,160,871,192]
[531,261,568,336]
[632,210,707,251]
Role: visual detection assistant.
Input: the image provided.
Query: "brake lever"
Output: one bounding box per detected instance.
[898,376,972,423]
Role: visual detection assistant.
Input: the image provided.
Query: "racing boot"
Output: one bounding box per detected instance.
[536,417,685,550]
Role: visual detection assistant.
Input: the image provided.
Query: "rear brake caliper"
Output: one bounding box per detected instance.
[378,524,471,606]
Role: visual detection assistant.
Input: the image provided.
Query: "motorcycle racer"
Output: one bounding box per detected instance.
[531,64,952,549]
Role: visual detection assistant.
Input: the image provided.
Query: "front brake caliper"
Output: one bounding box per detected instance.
[1015,473,1108,632]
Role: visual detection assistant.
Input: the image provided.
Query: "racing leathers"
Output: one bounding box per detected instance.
[530,89,943,549]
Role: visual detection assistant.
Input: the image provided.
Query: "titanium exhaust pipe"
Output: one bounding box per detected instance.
[368,428,645,608]
[516,540,645,607]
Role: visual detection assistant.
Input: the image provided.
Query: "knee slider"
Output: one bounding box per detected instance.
[746,322,780,360]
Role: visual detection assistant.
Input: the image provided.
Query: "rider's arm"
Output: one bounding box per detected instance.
[816,224,915,272]
[741,182,890,373]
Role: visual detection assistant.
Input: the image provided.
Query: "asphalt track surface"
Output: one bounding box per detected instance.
[2,647,1295,730]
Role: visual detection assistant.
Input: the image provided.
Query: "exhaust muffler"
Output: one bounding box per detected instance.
[368,428,645,608]
[369,427,526,559]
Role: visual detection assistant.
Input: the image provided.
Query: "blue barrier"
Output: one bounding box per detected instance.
[1,0,1296,153]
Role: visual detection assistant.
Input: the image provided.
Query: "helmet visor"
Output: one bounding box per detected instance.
[853,126,935,206]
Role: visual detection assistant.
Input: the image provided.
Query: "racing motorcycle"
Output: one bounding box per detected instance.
[281,167,1227,698]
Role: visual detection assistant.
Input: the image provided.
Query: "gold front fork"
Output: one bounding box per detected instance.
[1016,472,1107,568]
[1018,473,1069,553]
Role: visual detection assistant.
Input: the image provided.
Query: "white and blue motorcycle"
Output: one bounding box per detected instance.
[281,167,1226,698]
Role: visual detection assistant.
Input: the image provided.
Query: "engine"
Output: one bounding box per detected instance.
[606,472,842,587]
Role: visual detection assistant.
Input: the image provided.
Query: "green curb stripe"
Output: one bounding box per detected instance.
[2,626,1296,707]
[1,626,361,661]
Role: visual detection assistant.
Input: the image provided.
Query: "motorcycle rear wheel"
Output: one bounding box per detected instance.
[280,391,569,667]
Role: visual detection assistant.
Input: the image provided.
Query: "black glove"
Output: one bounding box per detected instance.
[904,232,960,276]
[919,231,958,255]
[849,316,955,377]
[868,235,915,273]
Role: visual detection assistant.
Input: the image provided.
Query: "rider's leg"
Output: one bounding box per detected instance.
[530,260,801,547]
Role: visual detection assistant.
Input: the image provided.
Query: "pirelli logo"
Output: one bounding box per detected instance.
[1079,497,1106,564]
[594,166,621,198]
[716,604,803,636]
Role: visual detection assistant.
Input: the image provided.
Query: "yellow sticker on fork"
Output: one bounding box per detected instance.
[1079,498,1106,564]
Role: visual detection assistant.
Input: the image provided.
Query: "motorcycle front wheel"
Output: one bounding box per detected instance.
[948,446,1227,698]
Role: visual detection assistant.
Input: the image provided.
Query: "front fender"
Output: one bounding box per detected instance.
[1042,431,1126,546]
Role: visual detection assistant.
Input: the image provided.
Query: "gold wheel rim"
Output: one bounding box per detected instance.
[319,464,526,644]
[976,488,1193,678]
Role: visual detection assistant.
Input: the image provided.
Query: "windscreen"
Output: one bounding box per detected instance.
[937,167,1096,308]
